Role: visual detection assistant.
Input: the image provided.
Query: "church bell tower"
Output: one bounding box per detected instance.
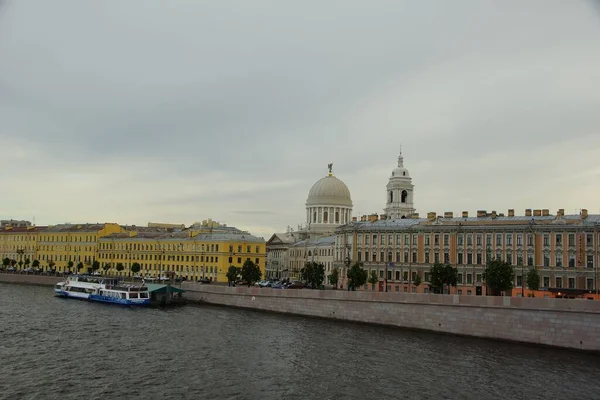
[384,146,415,219]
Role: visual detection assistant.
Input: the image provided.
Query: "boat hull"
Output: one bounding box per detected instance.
[88,294,150,306]
[54,290,90,300]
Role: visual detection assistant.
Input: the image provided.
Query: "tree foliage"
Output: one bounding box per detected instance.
[32,260,40,268]
[67,260,74,271]
[2,258,9,268]
[226,266,240,285]
[103,263,111,272]
[413,274,422,288]
[91,260,100,272]
[429,263,458,294]
[300,261,325,289]
[347,262,368,291]
[367,270,379,285]
[131,262,141,274]
[526,267,540,295]
[241,259,261,287]
[116,263,125,273]
[483,259,515,296]
[25,258,30,267]
[328,267,339,288]
[76,262,84,271]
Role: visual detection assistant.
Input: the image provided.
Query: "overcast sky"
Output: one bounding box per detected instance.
[1,1,600,239]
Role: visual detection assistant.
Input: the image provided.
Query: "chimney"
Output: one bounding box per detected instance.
[533,209,542,217]
[499,213,505,217]
[477,210,487,218]
[411,213,420,219]
[508,209,515,217]
[542,209,550,216]
[380,214,388,220]
[557,209,564,217]
[444,212,453,219]
[369,213,379,222]
[352,217,358,222]
[427,212,437,220]
[525,209,532,217]
[581,209,588,218]
[360,215,367,222]
[462,211,469,218]
[491,211,497,219]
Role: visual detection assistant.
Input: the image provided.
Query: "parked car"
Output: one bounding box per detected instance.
[199,278,211,284]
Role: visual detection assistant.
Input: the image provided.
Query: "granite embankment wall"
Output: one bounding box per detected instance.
[0,273,62,286]
[182,283,600,352]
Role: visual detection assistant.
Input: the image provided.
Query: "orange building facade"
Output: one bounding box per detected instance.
[335,208,600,299]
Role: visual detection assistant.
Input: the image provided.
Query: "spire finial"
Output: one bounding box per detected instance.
[328,163,333,176]
[397,145,404,167]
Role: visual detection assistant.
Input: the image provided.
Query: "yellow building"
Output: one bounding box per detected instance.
[97,225,266,282]
[1,220,266,281]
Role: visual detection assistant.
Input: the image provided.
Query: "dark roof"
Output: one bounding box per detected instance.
[146,283,185,294]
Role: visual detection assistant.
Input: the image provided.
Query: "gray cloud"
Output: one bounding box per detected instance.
[1,0,600,238]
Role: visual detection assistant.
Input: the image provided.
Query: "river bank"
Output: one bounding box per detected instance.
[3,273,599,352]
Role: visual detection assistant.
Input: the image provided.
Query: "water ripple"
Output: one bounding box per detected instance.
[1,284,600,399]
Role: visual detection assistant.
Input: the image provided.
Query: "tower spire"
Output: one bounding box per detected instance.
[397,145,404,167]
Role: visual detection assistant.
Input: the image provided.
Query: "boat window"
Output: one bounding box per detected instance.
[129,292,139,299]
[140,293,149,299]
[121,293,126,299]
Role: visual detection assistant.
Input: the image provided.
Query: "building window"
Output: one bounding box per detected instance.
[425,253,430,264]
[516,275,522,287]
[467,274,473,284]
[467,234,473,246]
[373,235,378,245]
[425,236,430,246]
[458,273,463,283]
[587,278,594,290]
[412,252,417,263]
[568,234,575,247]
[467,253,473,264]
[381,236,386,246]
[568,277,575,289]
[458,235,464,246]
[434,253,440,264]
[434,235,439,246]
[457,253,463,265]
[556,255,562,267]
[568,255,575,268]
[587,255,594,268]
[372,253,377,262]
[476,274,482,283]
[556,277,562,288]
[586,234,594,246]
[496,234,502,247]
[527,254,534,267]
[476,235,482,246]
[444,252,449,263]
[506,234,513,246]
[379,251,384,262]
[543,234,550,247]
[555,234,562,246]
[443,235,449,246]
[403,252,407,262]
[543,255,550,267]
[527,234,534,246]
[476,253,482,265]
[516,234,522,246]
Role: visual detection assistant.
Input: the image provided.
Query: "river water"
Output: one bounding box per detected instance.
[1,283,599,400]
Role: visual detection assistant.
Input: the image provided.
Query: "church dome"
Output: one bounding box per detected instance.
[306,175,353,207]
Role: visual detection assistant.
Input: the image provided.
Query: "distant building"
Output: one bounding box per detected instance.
[335,209,600,297]
[265,230,298,279]
[1,219,32,228]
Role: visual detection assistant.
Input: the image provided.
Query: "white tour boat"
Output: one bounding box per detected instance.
[54,275,150,306]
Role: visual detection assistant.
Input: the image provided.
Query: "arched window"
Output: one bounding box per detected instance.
[324,211,328,223]
[389,190,393,203]
[401,190,408,203]
[335,212,339,223]
[313,212,317,223]
[401,215,406,219]
[403,172,406,176]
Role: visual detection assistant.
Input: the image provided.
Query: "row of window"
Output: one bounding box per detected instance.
[349,250,597,268]
[351,232,598,247]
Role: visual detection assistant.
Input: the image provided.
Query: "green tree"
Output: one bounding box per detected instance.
[131,262,141,275]
[429,263,458,294]
[67,260,74,272]
[226,266,240,286]
[367,270,379,290]
[10,259,16,267]
[24,258,30,268]
[347,262,368,291]
[91,260,100,273]
[18,260,23,269]
[413,274,422,289]
[76,262,84,273]
[32,259,40,268]
[2,258,9,269]
[241,259,261,287]
[103,263,111,274]
[526,267,540,297]
[48,260,55,272]
[300,261,326,289]
[116,263,125,274]
[327,267,339,288]
[483,259,515,296]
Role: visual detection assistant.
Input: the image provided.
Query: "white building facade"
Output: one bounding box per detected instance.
[383,147,416,219]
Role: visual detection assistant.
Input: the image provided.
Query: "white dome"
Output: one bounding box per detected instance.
[306,175,353,207]
[391,167,410,178]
